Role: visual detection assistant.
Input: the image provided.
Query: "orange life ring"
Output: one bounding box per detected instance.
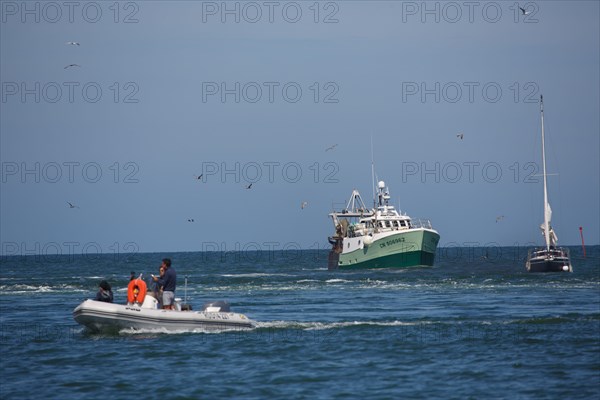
[127,278,147,304]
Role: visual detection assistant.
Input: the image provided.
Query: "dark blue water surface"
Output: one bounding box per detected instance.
[1,246,599,399]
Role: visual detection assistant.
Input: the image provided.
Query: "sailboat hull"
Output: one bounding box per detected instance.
[526,248,572,273]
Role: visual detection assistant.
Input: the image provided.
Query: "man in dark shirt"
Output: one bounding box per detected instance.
[95,280,113,303]
[153,258,176,309]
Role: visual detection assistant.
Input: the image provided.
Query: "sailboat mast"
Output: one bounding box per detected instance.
[540,95,551,251]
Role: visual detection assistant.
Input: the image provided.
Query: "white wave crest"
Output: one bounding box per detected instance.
[255,320,425,330]
[220,273,294,278]
[118,325,254,335]
[325,279,351,284]
[0,284,85,294]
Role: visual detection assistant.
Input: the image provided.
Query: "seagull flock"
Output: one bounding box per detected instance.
[62,11,537,224]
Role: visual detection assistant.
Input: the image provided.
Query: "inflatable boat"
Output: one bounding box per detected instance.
[73,278,255,333]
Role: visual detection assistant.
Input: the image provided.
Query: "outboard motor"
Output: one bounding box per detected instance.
[174,298,182,312]
[141,295,159,309]
[202,301,231,312]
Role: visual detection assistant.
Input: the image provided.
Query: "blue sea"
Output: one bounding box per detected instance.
[1,246,599,399]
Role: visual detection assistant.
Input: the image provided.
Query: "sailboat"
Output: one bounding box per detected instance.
[526,95,572,272]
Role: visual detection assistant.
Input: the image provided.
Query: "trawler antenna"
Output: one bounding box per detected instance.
[371,134,376,208]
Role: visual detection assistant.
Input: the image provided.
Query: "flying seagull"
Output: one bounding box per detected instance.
[66,41,80,46]
[245,183,253,189]
[496,215,505,223]
[187,219,195,222]
[519,6,531,15]
[67,201,79,209]
[456,133,464,140]
[301,201,308,209]
[194,174,203,180]
[64,64,81,69]
[325,144,338,152]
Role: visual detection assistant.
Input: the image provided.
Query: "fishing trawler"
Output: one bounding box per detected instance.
[328,180,440,270]
[526,95,572,272]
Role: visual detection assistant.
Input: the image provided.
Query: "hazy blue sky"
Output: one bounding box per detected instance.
[1,0,598,255]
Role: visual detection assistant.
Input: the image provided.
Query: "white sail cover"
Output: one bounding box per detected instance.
[545,202,552,226]
[540,218,558,248]
[549,228,558,246]
[543,202,552,248]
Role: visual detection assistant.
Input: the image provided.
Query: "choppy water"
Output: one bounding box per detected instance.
[1,247,599,399]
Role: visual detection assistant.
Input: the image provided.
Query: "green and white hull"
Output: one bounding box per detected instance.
[329,228,440,270]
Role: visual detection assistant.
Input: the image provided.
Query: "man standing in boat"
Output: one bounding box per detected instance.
[153,258,176,309]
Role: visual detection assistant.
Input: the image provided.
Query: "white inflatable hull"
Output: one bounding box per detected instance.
[73,300,256,333]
